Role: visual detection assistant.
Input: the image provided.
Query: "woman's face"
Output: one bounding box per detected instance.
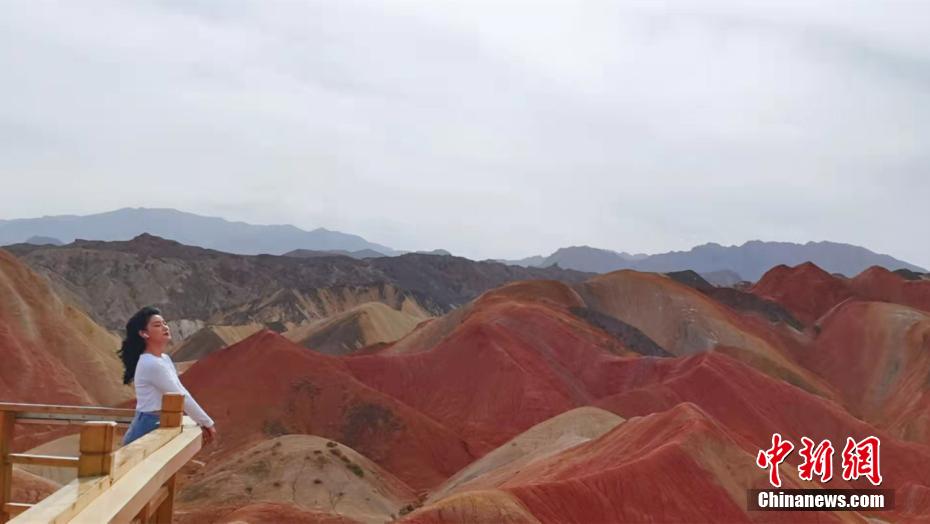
[140,314,171,345]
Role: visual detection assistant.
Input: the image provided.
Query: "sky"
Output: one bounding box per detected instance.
[1,1,928,266]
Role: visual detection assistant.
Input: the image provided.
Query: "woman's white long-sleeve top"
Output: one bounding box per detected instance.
[133,352,214,428]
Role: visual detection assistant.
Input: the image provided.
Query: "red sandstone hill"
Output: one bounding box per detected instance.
[344,281,640,454]
[804,300,930,443]
[0,249,131,407]
[404,403,863,523]
[592,352,930,491]
[575,269,832,397]
[179,330,474,491]
[751,262,930,328]
[750,262,855,326]
[343,275,846,455]
[849,265,930,313]
[175,435,417,523]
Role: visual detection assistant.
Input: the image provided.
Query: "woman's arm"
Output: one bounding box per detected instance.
[141,357,215,428]
[176,383,215,429]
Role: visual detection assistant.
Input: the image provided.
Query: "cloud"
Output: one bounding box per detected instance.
[1,0,928,266]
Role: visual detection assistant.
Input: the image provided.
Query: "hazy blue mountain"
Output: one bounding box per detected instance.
[503,241,924,281]
[284,248,389,259]
[25,235,63,246]
[502,246,647,273]
[0,208,397,256]
[698,270,744,287]
[497,255,547,267]
[632,241,925,281]
[542,246,647,273]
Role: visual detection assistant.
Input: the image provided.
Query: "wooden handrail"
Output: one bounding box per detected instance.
[2,393,199,524]
[0,403,135,428]
[71,423,197,522]
[0,404,134,418]
[1,505,29,517]
[6,455,78,469]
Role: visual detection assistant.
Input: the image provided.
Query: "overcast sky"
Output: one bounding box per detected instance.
[1,1,928,265]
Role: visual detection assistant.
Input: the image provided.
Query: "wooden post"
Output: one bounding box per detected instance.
[0,411,15,524]
[154,395,182,523]
[159,394,184,428]
[154,475,176,523]
[78,421,116,477]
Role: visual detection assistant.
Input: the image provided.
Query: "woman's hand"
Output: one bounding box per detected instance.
[202,425,217,445]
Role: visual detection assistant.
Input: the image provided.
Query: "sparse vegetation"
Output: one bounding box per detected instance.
[398,500,424,516]
[344,403,402,447]
[243,459,271,477]
[262,419,287,437]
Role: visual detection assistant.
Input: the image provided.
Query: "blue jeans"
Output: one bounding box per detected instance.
[123,411,160,445]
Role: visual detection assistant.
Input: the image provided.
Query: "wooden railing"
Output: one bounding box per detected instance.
[0,394,202,523]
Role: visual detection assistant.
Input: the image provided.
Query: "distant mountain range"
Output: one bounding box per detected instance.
[501,246,648,274]
[501,243,926,281]
[0,208,397,256]
[2,208,924,281]
[284,248,452,260]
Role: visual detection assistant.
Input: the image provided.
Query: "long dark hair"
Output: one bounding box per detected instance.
[118,306,161,385]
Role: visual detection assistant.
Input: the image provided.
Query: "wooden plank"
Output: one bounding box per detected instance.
[78,422,116,477]
[1,504,30,517]
[1,411,14,524]
[8,475,111,524]
[159,394,184,428]
[15,418,131,428]
[110,426,181,484]
[153,475,175,523]
[0,403,134,418]
[7,454,78,468]
[149,484,169,510]
[135,484,168,523]
[71,420,202,523]
[16,412,134,425]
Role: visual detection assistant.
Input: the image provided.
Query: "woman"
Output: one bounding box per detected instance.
[118,306,217,446]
